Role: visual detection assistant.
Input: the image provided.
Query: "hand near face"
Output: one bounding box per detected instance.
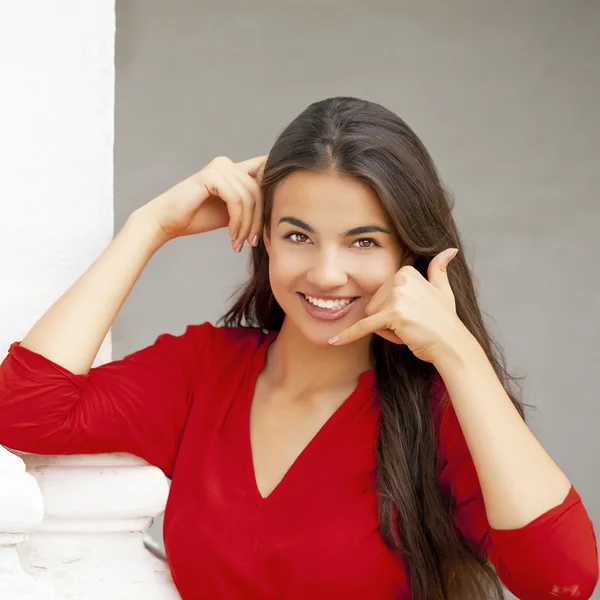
[142,155,267,251]
[328,248,467,364]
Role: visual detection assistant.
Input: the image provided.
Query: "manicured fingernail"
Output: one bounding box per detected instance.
[251,234,259,247]
[328,336,339,345]
[236,242,244,253]
[449,248,459,260]
[232,229,239,241]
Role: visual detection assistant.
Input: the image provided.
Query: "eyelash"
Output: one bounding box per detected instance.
[284,231,381,249]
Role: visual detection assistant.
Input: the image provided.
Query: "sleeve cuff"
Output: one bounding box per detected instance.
[488,485,581,543]
[8,341,88,387]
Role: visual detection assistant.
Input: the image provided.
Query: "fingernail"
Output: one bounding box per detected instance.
[328,335,340,345]
[236,242,244,253]
[251,234,259,247]
[449,248,459,260]
[233,229,239,241]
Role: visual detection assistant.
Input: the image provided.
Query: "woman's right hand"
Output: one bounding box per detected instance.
[141,155,267,252]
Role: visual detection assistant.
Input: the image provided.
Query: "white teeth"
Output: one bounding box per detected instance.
[303,294,354,309]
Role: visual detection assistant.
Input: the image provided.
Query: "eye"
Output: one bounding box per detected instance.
[352,238,380,249]
[284,231,311,244]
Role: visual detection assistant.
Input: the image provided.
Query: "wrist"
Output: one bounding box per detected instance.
[433,325,483,373]
[127,204,172,251]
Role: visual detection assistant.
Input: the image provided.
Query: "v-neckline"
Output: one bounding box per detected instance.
[242,330,375,505]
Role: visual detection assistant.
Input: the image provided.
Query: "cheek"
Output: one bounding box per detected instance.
[268,244,306,287]
[351,255,399,293]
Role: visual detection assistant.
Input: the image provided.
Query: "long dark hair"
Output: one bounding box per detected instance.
[220,97,525,599]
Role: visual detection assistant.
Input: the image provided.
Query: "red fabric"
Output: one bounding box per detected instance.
[0,323,597,599]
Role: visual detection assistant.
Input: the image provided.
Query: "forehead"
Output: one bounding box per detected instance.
[271,170,389,226]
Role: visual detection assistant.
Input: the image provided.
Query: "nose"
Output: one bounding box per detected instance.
[306,248,348,290]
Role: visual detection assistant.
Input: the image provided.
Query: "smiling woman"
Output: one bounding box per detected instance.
[220,97,598,599]
[0,97,597,600]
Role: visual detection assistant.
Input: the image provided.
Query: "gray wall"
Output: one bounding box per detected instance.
[115,1,600,595]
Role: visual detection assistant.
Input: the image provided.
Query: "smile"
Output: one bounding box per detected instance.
[302,294,357,309]
[298,292,359,322]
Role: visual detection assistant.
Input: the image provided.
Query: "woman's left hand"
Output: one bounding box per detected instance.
[328,248,470,364]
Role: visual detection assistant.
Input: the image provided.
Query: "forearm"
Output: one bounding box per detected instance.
[20,208,166,375]
[434,330,571,530]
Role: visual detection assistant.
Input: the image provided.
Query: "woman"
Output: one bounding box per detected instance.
[0,97,597,599]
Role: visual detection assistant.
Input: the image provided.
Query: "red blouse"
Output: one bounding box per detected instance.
[0,323,597,599]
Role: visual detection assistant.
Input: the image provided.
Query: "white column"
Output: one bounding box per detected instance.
[0,2,179,598]
[0,3,114,362]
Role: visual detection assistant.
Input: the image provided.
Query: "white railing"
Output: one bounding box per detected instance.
[0,448,181,599]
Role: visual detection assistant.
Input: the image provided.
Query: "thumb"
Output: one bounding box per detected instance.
[427,248,458,294]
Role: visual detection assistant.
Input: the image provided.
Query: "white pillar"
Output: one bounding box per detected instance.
[0,3,179,598]
[0,3,114,362]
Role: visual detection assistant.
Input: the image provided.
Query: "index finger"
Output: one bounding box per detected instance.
[237,155,268,178]
[328,314,383,346]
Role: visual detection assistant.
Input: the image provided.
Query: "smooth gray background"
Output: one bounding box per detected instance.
[115,1,600,596]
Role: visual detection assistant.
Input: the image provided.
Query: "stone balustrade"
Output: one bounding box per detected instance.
[0,448,180,599]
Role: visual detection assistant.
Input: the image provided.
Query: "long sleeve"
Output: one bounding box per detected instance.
[433,378,599,600]
[0,323,211,478]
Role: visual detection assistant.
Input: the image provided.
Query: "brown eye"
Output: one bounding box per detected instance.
[287,232,310,243]
[353,238,379,249]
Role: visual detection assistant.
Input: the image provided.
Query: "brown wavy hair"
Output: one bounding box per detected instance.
[220,97,525,599]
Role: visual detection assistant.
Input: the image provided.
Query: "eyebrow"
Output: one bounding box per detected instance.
[278,216,392,237]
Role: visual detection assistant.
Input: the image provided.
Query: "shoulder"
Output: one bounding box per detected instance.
[183,321,272,364]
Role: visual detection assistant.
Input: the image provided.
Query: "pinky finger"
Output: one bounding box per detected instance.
[248,188,264,246]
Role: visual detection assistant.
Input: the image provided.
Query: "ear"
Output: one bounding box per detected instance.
[400,248,417,268]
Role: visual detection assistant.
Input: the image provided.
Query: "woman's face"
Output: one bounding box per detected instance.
[264,169,406,346]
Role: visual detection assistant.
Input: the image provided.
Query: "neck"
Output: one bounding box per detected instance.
[264,318,373,395]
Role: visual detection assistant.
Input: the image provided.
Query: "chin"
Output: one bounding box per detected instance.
[287,311,358,347]
[298,324,339,346]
